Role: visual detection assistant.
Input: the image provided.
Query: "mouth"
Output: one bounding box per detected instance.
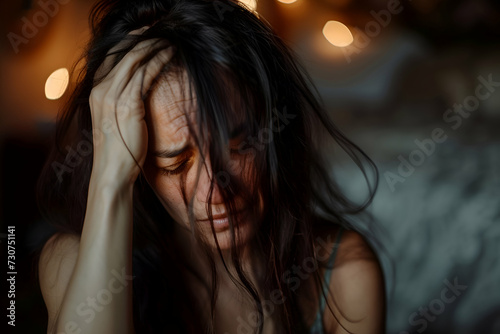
[197,210,246,232]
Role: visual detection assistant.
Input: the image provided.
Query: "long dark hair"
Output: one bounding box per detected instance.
[37,0,381,333]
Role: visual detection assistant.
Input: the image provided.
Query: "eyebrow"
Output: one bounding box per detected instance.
[153,123,244,159]
[153,143,192,158]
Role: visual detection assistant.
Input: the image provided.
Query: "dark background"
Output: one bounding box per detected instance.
[1,0,499,333]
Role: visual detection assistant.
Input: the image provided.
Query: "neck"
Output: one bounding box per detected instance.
[172,222,265,292]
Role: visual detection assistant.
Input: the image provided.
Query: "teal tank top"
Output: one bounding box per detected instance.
[309,227,344,334]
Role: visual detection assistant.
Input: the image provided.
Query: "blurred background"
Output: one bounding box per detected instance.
[1,0,499,333]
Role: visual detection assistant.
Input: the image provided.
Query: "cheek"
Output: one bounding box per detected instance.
[155,178,183,206]
[144,165,198,223]
[228,154,257,184]
[144,166,186,220]
[226,158,242,175]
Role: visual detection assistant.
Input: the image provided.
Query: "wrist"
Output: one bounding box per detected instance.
[90,160,140,189]
[89,168,136,196]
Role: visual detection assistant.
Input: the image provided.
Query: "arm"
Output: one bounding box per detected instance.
[39,181,135,334]
[38,30,176,334]
[324,230,387,334]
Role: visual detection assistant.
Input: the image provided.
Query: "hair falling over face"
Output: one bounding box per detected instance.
[37,0,381,333]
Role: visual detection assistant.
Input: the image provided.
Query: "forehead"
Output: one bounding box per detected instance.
[145,68,253,154]
[146,70,197,152]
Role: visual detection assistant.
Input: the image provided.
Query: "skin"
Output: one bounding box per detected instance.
[38,28,386,334]
[38,28,174,333]
[137,59,386,334]
[142,69,262,252]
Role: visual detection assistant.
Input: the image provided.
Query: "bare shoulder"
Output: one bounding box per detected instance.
[39,233,80,325]
[324,229,386,334]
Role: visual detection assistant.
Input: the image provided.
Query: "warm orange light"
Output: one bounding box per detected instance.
[277,0,298,4]
[45,68,69,100]
[239,0,257,11]
[322,21,354,47]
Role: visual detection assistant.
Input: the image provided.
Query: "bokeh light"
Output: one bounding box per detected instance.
[322,20,354,47]
[45,68,69,100]
[239,0,257,11]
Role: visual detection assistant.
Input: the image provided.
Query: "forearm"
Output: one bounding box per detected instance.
[48,30,174,334]
[54,176,135,334]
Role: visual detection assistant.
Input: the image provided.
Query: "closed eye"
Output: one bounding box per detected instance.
[160,158,192,176]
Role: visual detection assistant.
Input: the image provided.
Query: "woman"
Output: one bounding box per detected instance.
[37,0,386,333]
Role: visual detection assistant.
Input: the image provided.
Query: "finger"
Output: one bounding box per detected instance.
[108,39,157,81]
[129,26,150,35]
[139,46,177,97]
[95,26,151,83]
[114,46,176,119]
[104,39,161,93]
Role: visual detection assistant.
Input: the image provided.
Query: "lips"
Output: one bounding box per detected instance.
[197,210,246,232]
[198,213,228,221]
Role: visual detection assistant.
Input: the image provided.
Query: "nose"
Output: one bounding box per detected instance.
[195,157,225,205]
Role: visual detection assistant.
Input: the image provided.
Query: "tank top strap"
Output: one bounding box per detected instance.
[309,226,345,333]
[323,226,344,286]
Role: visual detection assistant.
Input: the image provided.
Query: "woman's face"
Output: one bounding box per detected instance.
[143,70,262,250]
